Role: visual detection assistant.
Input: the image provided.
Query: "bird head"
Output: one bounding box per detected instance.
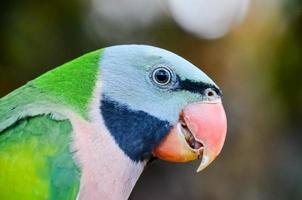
[100,45,227,172]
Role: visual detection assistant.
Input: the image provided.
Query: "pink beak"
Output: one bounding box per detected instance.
[153,101,227,172]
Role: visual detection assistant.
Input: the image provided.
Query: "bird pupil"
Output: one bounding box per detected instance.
[155,69,169,83]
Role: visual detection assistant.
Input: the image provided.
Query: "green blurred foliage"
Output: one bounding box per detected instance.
[273,4,302,121]
[0,0,102,95]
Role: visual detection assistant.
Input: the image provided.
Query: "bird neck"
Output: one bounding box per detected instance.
[70,113,145,200]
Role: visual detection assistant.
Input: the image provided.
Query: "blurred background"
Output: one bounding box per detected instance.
[0,0,301,199]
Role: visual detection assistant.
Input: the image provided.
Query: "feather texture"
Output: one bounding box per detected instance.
[0,49,103,199]
[0,115,80,200]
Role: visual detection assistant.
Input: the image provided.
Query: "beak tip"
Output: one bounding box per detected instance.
[196,155,212,173]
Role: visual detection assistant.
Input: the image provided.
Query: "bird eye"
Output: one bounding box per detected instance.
[151,66,173,86]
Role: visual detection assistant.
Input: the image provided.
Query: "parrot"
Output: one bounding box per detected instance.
[0,45,227,200]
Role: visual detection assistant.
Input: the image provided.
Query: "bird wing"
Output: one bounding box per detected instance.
[0,49,103,199]
[0,86,80,200]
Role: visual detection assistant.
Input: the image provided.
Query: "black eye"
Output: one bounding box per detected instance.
[152,67,172,86]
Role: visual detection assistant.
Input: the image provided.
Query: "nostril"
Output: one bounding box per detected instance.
[205,88,220,99]
[207,91,214,97]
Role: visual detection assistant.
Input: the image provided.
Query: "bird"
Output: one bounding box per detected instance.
[0,45,227,200]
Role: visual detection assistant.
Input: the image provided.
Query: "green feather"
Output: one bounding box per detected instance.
[0,49,103,132]
[33,49,103,119]
[0,49,104,199]
[0,115,80,200]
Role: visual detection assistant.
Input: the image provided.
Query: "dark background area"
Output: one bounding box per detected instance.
[0,0,302,199]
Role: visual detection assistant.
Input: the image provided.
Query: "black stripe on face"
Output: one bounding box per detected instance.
[174,77,222,97]
[100,95,172,162]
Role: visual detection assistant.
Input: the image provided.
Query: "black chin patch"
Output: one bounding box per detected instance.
[100,95,172,162]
